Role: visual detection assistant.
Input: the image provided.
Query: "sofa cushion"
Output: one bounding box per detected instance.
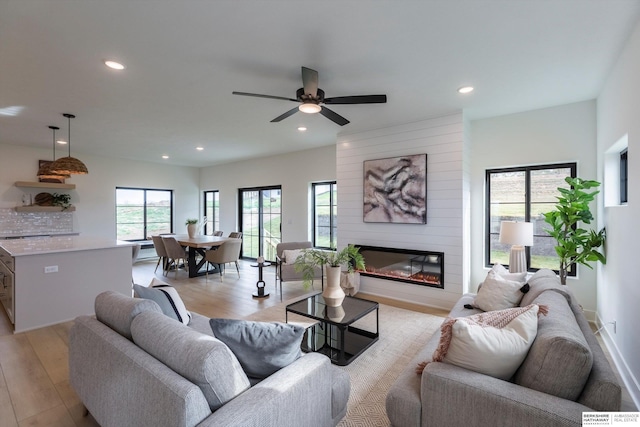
[95,290,162,340]
[131,311,250,411]
[281,249,303,264]
[514,290,593,401]
[133,279,192,325]
[433,304,540,380]
[520,268,571,307]
[210,318,304,379]
[473,264,528,311]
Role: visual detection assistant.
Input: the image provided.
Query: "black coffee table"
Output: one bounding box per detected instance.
[285,293,379,366]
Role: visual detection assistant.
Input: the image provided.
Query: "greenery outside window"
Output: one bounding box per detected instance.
[312,181,337,249]
[116,187,173,241]
[203,190,220,235]
[485,163,576,274]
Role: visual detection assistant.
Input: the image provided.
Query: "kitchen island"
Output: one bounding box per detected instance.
[0,235,132,333]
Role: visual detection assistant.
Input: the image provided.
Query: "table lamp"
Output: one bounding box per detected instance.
[499,221,534,273]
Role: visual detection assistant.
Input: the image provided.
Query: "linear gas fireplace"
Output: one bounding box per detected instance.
[353,245,444,289]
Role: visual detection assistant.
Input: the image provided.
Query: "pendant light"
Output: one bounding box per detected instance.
[50,113,89,175]
[37,125,71,181]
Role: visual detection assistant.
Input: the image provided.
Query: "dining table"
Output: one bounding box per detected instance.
[171,234,229,278]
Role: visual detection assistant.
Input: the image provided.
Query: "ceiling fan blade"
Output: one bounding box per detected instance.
[320,106,350,126]
[323,94,387,105]
[301,67,318,97]
[232,91,298,102]
[270,106,300,122]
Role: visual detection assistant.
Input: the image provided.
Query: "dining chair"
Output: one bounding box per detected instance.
[204,238,242,281]
[161,236,188,278]
[151,235,168,274]
[213,230,224,237]
[228,231,242,239]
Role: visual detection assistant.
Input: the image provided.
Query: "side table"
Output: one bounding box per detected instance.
[251,262,271,298]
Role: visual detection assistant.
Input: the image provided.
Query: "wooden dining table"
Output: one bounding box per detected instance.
[171,234,229,278]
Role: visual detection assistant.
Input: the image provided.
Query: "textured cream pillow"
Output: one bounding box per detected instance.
[281,249,303,265]
[473,264,527,311]
[421,304,542,380]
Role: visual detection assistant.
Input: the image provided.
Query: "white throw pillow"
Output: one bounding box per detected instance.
[281,249,303,265]
[133,279,191,325]
[434,305,540,380]
[491,263,527,282]
[473,264,527,311]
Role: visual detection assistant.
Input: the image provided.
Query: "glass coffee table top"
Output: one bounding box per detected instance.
[286,293,378,325]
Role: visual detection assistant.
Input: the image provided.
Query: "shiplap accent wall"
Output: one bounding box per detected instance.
[337,113,468,310]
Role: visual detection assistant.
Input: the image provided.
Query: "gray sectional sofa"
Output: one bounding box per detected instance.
[386,269,621,427]
[69,291,350,427]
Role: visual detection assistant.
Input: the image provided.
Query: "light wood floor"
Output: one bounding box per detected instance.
[0,257,635,426]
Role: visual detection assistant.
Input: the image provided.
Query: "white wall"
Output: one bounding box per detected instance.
[0,144,200,238]
[199,145,336,242]
[469,100,598,316]
[596,17,640,408]
[337,113,467,311]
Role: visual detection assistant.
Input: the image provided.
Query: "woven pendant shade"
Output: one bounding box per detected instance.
[37,125,71,180]
[50,113,88,175]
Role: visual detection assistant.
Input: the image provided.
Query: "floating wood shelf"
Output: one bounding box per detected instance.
[14,206,76,213]
[15,181,76,190]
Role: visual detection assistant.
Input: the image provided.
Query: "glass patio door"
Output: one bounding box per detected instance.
[239,186,281,261]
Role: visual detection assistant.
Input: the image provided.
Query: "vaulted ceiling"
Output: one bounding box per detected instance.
[1,1,639,167]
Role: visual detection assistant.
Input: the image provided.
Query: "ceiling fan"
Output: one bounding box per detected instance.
[232,66,387,126]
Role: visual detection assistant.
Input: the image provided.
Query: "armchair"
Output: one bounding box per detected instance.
[275,241,322,300]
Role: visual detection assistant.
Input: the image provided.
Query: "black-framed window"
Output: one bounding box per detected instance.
[620,149,628,204]
[116,187,173,241]
[486,163,576,274]
[239,186,282,261]
[203,190,220,235]
[312,181,337,249]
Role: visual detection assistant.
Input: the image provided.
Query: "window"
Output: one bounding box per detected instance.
[620,149,628,204]
[486,163,576,274]
[203,190,220,235]
[116,188,173,241]
[312,181,337,249]
[239,186,282,261]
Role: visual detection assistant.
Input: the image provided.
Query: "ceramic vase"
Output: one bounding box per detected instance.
[322,265,345,307]
[187,223,197,238]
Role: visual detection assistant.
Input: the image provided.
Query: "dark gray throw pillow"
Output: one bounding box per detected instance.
[209,318,304,379]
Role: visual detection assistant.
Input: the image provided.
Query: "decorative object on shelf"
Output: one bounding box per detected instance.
[38,126,71,183]
[21,194,32,206]
[363,154,427,224]
[50,113,89,175]
[52,193,72,211]
[543,177,606,285]
[34,192,54,206]
[499,221,534,274]
[185,219,198,238]
[294,244,365,307]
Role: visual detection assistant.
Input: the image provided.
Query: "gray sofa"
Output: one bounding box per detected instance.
[69,291,350,427]
[386,269,621,427]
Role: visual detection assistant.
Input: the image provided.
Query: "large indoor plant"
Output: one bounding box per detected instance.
[294,244,365,306]
[543,177,606,285]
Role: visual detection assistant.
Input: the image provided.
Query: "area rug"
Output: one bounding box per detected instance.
[244,299,443,426]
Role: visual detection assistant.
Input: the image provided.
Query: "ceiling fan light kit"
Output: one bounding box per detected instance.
[233,66,387,126]
[50,113,89,175]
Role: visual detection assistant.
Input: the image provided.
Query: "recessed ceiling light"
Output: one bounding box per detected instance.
[458,86,474,94]
[162,155,169,159]
[104,60,125,70]
[196,146,204,151]
[56,140,67,145]
[298,126,307,131]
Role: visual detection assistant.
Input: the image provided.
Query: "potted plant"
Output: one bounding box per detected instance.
[294,244,365,306]
[543,177,606,285]
[52,193,72,211]
[185,218,198,238]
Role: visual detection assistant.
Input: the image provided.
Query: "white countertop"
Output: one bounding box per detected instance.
[0,235,132,257]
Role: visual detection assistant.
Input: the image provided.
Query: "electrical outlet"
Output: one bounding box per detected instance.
[44,265,58,273]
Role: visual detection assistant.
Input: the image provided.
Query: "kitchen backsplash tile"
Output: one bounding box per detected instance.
[0,208,73,237]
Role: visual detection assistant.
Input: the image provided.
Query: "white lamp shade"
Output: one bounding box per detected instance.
[499,221,534,247]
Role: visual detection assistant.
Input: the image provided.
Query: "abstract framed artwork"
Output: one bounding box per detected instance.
[363,154,427,224]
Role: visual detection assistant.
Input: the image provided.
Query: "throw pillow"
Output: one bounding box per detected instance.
[417,304,546,380]
[209,318,304,379]
[133,280,191,325]
[490,262,527,282]
[472,265,528,311]
[281,249,303,265]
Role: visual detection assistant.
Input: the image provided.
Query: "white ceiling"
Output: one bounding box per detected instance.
[1,0,639,168]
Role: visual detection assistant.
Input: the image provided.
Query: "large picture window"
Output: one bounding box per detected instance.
[312,181,337,249]
[203,190,220,235]
[486,163,576,273]
[116,188,173,241]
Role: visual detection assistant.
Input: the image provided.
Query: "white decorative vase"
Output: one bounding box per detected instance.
[322,265,345,307]
[187,223,197,238]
